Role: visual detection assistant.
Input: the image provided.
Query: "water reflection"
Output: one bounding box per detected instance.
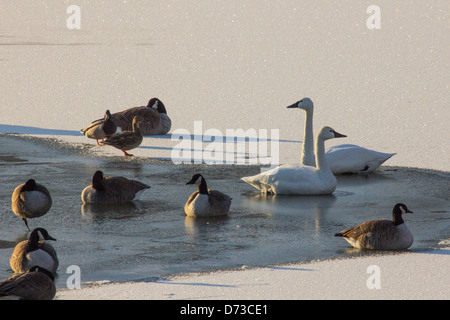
[184,215,230,240]
[81,201,145,222]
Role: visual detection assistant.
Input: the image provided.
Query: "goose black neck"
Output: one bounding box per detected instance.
[26,230,42,252]
[198,178,209,195]
[92,172,105,191]
[392,211,405,226]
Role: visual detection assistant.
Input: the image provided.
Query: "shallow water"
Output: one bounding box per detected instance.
[0,134,449,288]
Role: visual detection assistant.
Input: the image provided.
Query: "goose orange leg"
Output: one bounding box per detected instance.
[122,149,133,156]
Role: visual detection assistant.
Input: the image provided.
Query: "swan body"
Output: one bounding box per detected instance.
[81,170,150,204]
[241,126,346,195]
[11,179,52,231]
[326,144,395,174]
[185,174,232,217]
[10,228,58,274]
[335,203,414,250]
[287,98,395,173]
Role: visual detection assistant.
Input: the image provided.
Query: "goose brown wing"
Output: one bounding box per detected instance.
[336,219,394,238]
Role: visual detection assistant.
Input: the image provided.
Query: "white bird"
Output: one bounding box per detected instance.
[287,98,395,173]
[241,126,346,195]
[185,174,232,217]
[335,203,414,250]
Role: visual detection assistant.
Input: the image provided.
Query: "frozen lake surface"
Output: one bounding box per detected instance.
[0,134,448,288]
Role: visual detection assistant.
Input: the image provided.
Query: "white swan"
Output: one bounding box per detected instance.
[287,98,395,174]
[241,126,346,195]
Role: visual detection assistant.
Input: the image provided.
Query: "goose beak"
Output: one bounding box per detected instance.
[286,103,297,109]
[406,209,413,214]
[186,179,195,185]
[48,236,57,241]
[333,131,347,138]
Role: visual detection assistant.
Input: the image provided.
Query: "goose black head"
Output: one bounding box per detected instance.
[147,98,167,114]
[30,228,57,242]
[22,179,37,191]
[392,203,413,225]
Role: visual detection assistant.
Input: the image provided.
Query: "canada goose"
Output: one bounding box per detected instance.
[335,203,414,250]
[0,266,56,300]
[10,228,58,274]
[101,116,145,156]
[241,126,346,195]
[81,110,118,145]
[81,170,150,204]
[11,179,52,231]
[287,98,395,173]
[185,174,232,217]
[99,98,171,135]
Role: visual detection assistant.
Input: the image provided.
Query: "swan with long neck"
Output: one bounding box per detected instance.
[287,98,395,174]
[241,126,346,195]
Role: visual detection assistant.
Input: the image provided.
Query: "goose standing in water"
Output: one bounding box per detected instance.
[11,179,52,231]
[0,266,56,300]
[80,110,117,145]
[335,203,414,250]
[101,115,145,156]
[10,228,58,274]
[81,170,150,204]
[241,126,346,195]
[100,98,171,135]
[287,98,395,173]
[185,174,232,217]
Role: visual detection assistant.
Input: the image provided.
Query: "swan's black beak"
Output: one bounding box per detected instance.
[333,131,347,138]
[286,103,298,109]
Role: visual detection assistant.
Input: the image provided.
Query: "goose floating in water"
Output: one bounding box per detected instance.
[241,126,346,195]
[81,170,150,204]
[95,98,171,136]
[287,98,395,173]
[0,266,56,300]
[185,174,232,217]
[81,110,117,145]
[101,115,145,156]
[11,179,52,231]
[335,203,414,250]
[10,228,58,274]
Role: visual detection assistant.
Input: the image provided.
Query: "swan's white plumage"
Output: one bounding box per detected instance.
[326,144,395,174]
[241,126,345,195]
[288,97,395,174]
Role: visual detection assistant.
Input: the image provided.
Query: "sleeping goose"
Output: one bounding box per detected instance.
[241,126,346,195]
[81,170,150,204]
[80,110,117,145]
[185,174,232,217]
[12,179,52,231]
[97,98,171,135]
[10,228,58,274]
[335,203,414,250]
[0,266,56,300]
[287,98,395,173]
[101,115,145,156]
